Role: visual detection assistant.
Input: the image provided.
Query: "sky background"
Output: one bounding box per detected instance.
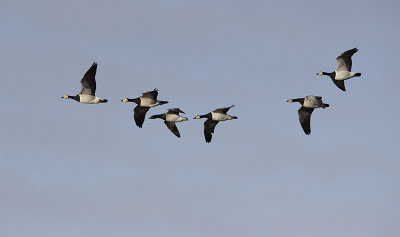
[1,0,399,236]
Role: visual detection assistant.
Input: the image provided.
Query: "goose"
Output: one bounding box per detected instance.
[62,62,108,103]
[149,108,188,138]
[194,105,237,143]
[287,96,329,135]
[317,48,361,91]
[121,88,168,128]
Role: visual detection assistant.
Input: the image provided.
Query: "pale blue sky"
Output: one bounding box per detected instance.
[1,0,399,236]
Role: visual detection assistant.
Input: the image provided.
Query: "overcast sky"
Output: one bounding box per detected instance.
[1,0,399,236]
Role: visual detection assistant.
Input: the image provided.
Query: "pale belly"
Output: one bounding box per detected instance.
[140,97,156,107]
[211,112,233,121]
[79,94,97,103]
[166,114,188,122]
[303,97,320,108]
[335,70,354,80]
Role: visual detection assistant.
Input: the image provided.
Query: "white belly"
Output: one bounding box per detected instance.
[79,94,97,104]
[303,96,321,108]
[166,114,188,122]
[140,97,157,107]
[335,70,355,80]
[211,112,234,121]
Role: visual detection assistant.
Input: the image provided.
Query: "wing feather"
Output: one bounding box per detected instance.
[336,48,358,72]
[164,121,181,138]
[331,78,346,91]
[80,62,97,95]
[298,106,314,135]
[204,119,219,143]
[141,88,159,99]
[133,105,150,128]
[213,105,234,114]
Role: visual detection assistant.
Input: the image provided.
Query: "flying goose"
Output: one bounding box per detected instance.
[317,48,361,91]
[121,88,168,128]
[62,62,108,103]
[149,108,188,138]
[287,96,329,135]
[194,105,237,143]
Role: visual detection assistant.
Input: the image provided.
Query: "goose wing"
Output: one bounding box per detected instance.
[164,121,181,138]
[298,106,314,135]
[213,105,234,114]
[204,119,219,143]
[142,88,158,99]
[336,48,358,72]
[167,108,185,115]
[133,105,150,128]
[80,62,97,95]
[331,78,346,91]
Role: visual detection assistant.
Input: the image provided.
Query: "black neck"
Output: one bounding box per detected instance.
[69,95,80,102]
[323,71,335,79]
[126,98,141,104]
[293,98,304,105]
[200,113,212,119]
[149,114,166,120]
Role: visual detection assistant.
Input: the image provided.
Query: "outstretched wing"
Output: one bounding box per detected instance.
[167,108,185,115]
[213,105,235,114]
[142,88,158,99]
[336,48,358,72]
[298,106,314,135]
[133,105,150,128]
[80,62,97,95]
[331,78,346,91]
[204,119,219,143]
[164,121,181,138]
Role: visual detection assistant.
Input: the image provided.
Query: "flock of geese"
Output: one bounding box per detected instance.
[287,47,362,135]
[62,48,361,140]
[62,63,237,142]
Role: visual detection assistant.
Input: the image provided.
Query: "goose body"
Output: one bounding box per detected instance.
[62,62,108,103]
[317,48,361,91]
[211,112,236,121]
[149,108,188,138]
[287,96,329,135]
[194,105,237,143]
[121,88,168,128]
